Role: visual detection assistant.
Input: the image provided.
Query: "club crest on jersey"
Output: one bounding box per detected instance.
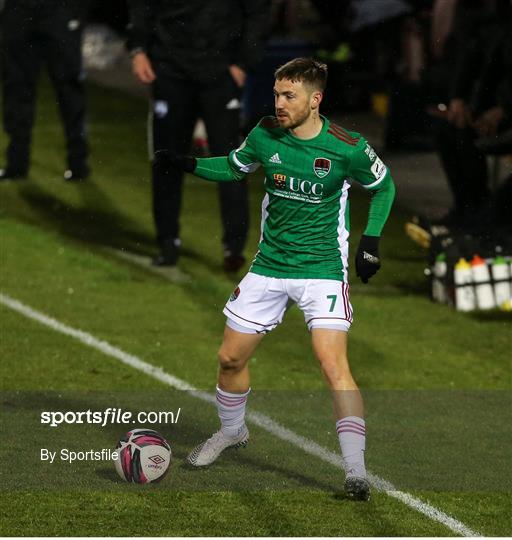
[229,287,240,302]
[273,173,286,189]
[313,157,331,178]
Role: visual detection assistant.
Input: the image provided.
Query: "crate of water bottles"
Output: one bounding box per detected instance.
[431,253,512,312]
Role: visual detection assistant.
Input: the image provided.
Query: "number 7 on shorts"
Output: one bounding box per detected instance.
[327,294,337,312]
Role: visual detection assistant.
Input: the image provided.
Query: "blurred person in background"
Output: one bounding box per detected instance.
[470,10,512,143]
[428,0,511,227]
[463,7,512,232]
[126,0,270,271]
[0,0,90,181]
[384,0,434,151]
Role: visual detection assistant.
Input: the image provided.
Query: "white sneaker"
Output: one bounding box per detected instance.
[187,426,249,467]
[344,476,371,501]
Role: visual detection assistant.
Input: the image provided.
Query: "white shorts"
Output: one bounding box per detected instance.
[223,272,353,334]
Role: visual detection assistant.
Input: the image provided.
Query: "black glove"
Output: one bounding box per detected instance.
[153,150,196,175]
[355,235,381,284]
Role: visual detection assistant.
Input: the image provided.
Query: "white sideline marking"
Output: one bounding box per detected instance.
[0,292,480,537]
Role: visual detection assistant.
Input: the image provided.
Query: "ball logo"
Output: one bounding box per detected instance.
[114,428,171,483]
[229,287,240,302]
[313,157,331,178]
[148,454,166,465]
[273,173,286,189]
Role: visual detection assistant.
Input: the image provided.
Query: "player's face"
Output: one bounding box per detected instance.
[274,79,315,129]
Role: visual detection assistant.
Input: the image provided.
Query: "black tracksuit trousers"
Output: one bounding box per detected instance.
[432,118,489,217]
[150,72,249,257]
[1,2,88,174]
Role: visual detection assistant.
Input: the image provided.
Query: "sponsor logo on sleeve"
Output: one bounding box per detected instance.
[370,158,387,181]
[364,144,387,181]
[364,144,376,161]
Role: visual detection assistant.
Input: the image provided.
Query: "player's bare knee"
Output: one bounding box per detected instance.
[218,350,245,373]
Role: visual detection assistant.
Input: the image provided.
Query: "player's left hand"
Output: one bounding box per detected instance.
[153,150,196,175]
[355,235,381,284]
[473,106,504,137]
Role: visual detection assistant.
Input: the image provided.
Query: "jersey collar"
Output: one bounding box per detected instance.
[285,115,329,144]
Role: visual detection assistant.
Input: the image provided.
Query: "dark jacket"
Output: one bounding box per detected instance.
[126,0,270,82]
[472,17,512,124]
[449,2,511,112]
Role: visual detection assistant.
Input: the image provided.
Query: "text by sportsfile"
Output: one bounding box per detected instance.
[40,407,181,427]
[41,448,119,463]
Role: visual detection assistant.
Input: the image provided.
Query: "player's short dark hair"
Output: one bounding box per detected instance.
[274,57,328,91]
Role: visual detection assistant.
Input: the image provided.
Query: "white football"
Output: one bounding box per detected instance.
[114,428,171,483]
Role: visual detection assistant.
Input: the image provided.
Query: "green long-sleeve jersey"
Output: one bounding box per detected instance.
[194,115,395,281]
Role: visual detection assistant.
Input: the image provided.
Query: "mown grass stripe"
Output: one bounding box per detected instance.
[0,291,481,537]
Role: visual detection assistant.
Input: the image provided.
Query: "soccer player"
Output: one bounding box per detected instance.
[155,58,395,501]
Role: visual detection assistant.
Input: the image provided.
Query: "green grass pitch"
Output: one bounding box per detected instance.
[0,76,510,536]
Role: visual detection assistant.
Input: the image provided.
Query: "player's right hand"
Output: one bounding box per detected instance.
[447,99,471,130]
[132,52,156,84]
[153,150,197,175]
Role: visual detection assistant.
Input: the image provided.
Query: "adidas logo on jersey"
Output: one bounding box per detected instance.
[269,153,282,164]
